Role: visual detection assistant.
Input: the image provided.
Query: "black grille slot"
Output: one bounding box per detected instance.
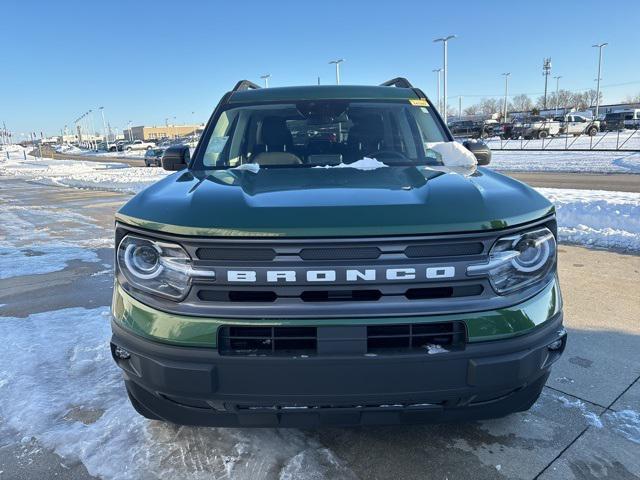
[299,247,381,260]
[219,326,317,356]
[301,289,382,302]
[405,242,483,258]
[198,290,277,302]
[367,322,465,353]
[405,284,483,299]
[196,247,276,261]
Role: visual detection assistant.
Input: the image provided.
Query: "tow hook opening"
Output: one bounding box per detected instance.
[548,328,567,352]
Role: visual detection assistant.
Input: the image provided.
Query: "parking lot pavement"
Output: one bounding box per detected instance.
[0,179,638,480]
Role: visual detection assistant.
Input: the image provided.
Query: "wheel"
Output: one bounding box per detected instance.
[538,130,549,139]
[146,146,152,150]
[144,161,150,167]
[587,127,598,136]
[126,147,132,151]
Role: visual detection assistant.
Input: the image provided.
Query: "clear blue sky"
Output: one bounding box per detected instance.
[3,0,639,136]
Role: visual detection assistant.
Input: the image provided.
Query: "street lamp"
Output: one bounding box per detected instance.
[553,76,562,116]
[329,59,345,85]
[99,107,108,147]
[432,68,443,113]
[501,73,511,122]
[592,43,607,118]
[433,35,456,124]
[260,74,271,88]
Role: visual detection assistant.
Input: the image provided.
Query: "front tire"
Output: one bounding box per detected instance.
[587,126,598,136]
[538,130,549,139]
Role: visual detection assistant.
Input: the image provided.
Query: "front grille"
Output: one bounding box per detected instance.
[197,284,483,303]
[117,215,556,318]
[300,247,381,260]
[219,326,317,356]
[367,322,466,354]
[218,322,466,356]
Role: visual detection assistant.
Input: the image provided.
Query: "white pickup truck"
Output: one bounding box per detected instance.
[125,139,156,151]
[511,116,561,139]
[561,115,600,136]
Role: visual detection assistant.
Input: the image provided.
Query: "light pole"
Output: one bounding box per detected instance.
[432,68,442,112]
[542,58,552,111]
[329,59,345,85]
[553,76,562,116]
[99,107,108,147]
[260,74,271,88]
[592,43,607,118]
[502,73,510,122]
[433,35,456,124]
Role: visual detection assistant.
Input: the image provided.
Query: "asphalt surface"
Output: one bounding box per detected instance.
[0,178,638,480]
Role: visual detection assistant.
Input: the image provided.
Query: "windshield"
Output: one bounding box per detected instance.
[197,100,448,168]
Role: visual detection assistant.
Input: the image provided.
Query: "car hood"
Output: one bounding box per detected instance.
[117,165,553,237]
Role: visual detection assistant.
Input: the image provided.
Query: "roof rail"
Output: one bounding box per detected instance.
[232,80,261,92]
[380,77,414,88]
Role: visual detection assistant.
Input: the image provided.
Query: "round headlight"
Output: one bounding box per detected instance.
[117,234,192,300]
[467,227,556,294]
[511,236,550,273]
[124,243,163,279]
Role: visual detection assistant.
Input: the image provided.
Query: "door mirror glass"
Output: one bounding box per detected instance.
[162,145,190,171]
[463,140,491,166]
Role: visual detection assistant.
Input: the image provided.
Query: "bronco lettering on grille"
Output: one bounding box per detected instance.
[226,267,456,283]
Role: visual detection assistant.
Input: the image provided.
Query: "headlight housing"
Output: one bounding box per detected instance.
[467,227,556,294]
[117,235,196,300]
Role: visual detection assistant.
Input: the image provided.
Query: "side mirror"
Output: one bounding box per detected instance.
[463,140,491,166]
[161,145,190,171]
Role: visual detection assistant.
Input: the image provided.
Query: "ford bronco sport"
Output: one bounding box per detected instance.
[111,78,566,427]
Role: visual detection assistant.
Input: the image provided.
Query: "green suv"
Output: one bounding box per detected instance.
[111,78,566,427]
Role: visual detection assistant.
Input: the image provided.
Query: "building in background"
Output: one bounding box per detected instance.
[128,124,202,141]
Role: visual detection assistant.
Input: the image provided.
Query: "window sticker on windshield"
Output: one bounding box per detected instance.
[409,98,428,106]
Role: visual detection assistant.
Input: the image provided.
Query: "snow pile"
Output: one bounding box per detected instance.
[314,157,388,170]
[0,152,168,194]
[232,162,261,173]
[491,150,640,173]
[536,188,640,252]
[426,141,477,167]
[0,307,356,480]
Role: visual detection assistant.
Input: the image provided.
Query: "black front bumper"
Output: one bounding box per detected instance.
[111,314,566,427]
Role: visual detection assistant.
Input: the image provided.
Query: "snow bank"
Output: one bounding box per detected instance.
[0,307,355,480]
[491,150,640,174]
[0,151,168,194]
[536,188,640,252]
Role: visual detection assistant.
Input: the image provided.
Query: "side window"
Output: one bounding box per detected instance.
[203,110,236,166]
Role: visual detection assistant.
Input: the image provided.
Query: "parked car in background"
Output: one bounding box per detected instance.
[125,139,156,151]
[144,148,165,167]
[624,117,640,130]
[449,120,497,139]
[560,115,600,136]
[511,116,561,139]
[601,110,640,131]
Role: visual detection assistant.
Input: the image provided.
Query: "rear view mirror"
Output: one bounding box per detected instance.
[463,140,491,166]
[162,146,190,171]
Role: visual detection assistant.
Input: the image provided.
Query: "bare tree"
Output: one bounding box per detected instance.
[510,94,533,112]
[463,105,480,115]
[623,92,640,103]
[478,98,501,116]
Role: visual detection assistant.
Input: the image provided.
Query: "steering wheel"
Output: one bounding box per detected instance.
[364,150,408,161]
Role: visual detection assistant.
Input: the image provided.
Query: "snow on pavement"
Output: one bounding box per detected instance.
[491,150,640,173]
[0,307,357,480]
[0,151,166,194]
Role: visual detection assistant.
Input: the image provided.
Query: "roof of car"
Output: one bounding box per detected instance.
[227,85,422,104]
